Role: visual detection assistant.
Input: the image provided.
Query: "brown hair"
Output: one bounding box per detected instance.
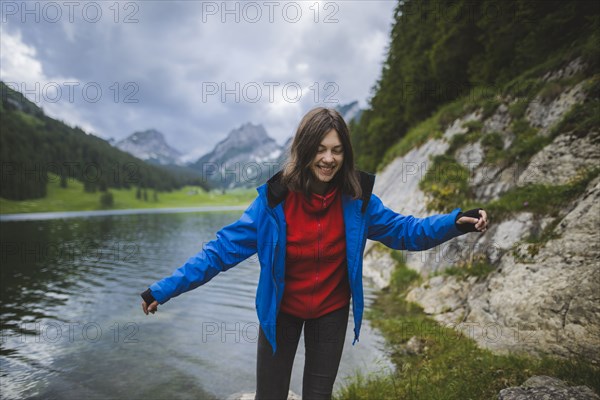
[281,107,362,199]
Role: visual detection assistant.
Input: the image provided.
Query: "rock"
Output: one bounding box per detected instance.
[475,79,593,201]
[525,81,587,136]
[460,176,600,361]
[498,375,599,400]
[443,111,481,141]
[362,248,396,289]
[483,103,512,136]
[523,376,569,388]
[226,391,301,400]
[542,57,587,82]
[406,275,470,317]
[455,141,485,171]
[487,212,535,261]
[403,336,426,355]
[372,138,447,218]
[473,163,523,202]
[517,130,600,186]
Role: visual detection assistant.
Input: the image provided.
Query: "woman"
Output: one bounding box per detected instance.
[140,107,488,399]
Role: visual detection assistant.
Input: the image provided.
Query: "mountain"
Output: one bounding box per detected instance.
[274,136,293,170]
[190,122,283,190]
[115,129,183,166]
[0,81,207,200]
[335,100,363,124]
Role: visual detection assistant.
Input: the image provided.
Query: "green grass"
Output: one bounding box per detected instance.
[431,255,496,282]
[507,100,528,120]
[549,75,600,138]
[485,166,600,222]
[0,173,256,214]
[379,112,444,170]
[488,118,548,168]
[418,154,474,213]
[461,120,483,133]
[480,132,504,163]
[334,257,600,400]
[446,129,483,155]
[378,89,503,172]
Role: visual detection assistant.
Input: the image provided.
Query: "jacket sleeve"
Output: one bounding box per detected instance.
[366,194,465,251]
[147,196,261,304]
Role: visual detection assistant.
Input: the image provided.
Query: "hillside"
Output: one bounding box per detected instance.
[364,53,599,355]
[0,82,208,202]
[351,0,599,174]
[333,0,600,397]
[333,51,600,398]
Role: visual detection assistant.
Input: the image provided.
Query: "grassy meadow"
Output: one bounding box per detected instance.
[0,173,256,214]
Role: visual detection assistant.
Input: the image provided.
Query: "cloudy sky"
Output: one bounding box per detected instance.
[1,1,396,160]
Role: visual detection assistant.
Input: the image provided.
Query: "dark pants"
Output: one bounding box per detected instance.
[255,304,350,400]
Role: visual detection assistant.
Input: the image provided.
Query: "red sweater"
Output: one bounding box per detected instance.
[280,186,351,319]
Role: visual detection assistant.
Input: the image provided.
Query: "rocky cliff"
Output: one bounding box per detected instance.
[362,58,600,364]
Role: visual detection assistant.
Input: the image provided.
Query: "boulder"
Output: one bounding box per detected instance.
[498,375,599,400]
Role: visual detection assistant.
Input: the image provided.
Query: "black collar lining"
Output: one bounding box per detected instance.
[266,170,375,213]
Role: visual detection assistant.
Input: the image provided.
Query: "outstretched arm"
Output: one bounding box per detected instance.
[140,196,261,312]
[366,194,488,251]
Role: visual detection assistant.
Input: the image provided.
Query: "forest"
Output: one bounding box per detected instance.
[350,0,599,172]
[0,81,208,201]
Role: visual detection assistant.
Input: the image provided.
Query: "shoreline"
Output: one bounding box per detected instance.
[0,205,250,222]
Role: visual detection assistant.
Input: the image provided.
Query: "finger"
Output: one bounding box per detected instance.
[479,210,489,224]
[466,217,480,224]
[142,301,148,315]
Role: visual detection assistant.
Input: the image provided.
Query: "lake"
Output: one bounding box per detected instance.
[0,209,392,399]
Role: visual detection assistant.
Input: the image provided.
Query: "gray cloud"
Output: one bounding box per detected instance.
[0,0,395,157]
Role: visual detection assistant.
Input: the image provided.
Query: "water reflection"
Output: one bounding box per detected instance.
[1,212,392,399]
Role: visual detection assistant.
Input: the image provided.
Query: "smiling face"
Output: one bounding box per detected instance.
[309,128,344,195]
[282,107,362,199]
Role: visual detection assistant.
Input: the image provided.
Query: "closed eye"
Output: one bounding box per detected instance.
[318,146,344,153]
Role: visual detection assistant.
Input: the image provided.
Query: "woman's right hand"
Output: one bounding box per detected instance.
[142,300,159,315]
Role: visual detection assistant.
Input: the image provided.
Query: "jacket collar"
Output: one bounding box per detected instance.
[266,170,287,208]
[266,169,376,213]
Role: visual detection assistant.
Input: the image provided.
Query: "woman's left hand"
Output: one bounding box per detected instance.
[457,209,489,232]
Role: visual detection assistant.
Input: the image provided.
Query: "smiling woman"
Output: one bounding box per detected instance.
[310,130,344,191]
[281,107,362,199]
[140,107,489,400]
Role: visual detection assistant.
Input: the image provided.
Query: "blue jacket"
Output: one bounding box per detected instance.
[147,170,467,353]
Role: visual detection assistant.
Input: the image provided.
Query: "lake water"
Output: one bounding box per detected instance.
[0,210,393,400]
